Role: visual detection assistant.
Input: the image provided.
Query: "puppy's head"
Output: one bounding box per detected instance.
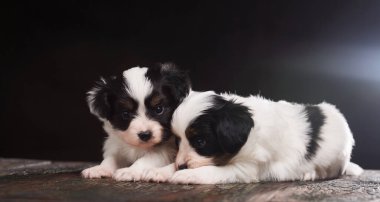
[172,92,253,170]
[88,63,191,148]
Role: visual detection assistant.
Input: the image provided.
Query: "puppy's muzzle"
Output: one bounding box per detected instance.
[138,131,152,142]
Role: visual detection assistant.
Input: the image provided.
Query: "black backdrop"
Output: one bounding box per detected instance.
[2,1,380,169]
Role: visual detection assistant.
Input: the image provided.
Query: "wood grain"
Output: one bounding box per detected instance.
[0,158,379,201]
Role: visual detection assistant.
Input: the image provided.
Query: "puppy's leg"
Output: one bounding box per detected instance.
[170,164,258,184]
[143,163,176,182]
[113,152,171,181]
[81,157,117,179]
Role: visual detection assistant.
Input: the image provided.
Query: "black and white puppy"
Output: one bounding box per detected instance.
[145,91,363,184]
[81,63,191,181]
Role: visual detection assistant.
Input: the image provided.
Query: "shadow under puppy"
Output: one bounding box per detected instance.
[145,91,363,184]
[82,63,191,181]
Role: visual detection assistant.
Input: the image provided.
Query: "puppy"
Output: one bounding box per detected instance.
[81,63,191,181]
[145,91,363,184]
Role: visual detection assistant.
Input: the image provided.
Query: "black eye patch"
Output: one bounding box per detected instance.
[189,136,207,149]
[144,92,173,126]
[108,97,138,131]
[152,105,165,115]
[186,121,222,157]
[121,111,130,120]
[119,99,136,111]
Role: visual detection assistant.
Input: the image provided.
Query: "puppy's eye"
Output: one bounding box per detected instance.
[121,111,130,120]
[192,137,206,149]
[153,105,164,115]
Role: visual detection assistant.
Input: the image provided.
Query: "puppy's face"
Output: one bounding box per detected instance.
[88,64,191,148]
[172,93,254,170]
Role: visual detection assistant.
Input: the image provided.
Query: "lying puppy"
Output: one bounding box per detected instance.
[145,91,363,184]
[81,63,191,181]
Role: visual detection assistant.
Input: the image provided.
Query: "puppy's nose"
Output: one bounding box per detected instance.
[178,164,188,170]
[138,131,152,142]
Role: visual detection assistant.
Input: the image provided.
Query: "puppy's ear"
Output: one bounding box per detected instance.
[160,63,191,105]
[87,77,117,119]
[213,97,253,154]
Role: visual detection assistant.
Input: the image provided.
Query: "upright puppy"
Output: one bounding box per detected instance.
[147,91,363,184]
[81,63,191,181]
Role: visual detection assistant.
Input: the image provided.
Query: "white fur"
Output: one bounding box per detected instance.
[143,163,176,183]
[123,67,153,107]
[82,67,176,181]
[87,77,107,119]
[171,90,215,136]
[148,91,363,184]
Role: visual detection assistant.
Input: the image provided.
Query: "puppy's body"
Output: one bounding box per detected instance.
[82,64,190,181]
[219,93,358,181]
[146,91,362,184]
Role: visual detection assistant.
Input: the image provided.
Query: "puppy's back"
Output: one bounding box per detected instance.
[237,96,359,181]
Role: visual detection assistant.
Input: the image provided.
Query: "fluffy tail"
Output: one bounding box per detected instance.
[344,162,363,176]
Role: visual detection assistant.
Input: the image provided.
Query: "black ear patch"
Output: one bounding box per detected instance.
[211,96,254,154]
[146,63,191,106]
[186,96,253,159]
[87,76,122,119]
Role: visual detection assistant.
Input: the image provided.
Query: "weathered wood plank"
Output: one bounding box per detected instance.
[0,158,95,177]
[0,158,379,202]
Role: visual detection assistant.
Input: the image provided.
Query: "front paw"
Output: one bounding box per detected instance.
[113,168,144,181]
[170,169,213,184]
[302,170,317,181]
[81,165,113,179]
[143,167,175,183]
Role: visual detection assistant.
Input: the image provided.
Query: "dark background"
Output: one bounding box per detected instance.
[1,1,380,168]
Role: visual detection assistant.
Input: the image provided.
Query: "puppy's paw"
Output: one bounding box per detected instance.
[113,168,144,182]
[302,171,317,181]
[170,169,215,184]
[81,165,113,179]
[143,166,175,183]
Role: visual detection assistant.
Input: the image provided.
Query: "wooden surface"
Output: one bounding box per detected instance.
[0,158,379,202]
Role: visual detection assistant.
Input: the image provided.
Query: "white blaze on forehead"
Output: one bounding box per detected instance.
[123,67,153,106]
[171,91,216,138]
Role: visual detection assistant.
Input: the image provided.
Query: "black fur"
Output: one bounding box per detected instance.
[146,63,191,107]
[88,75,138,131]
[88,63,191,143]
[304,105,326,160]
[187,95,253,163]
[144,63,191,140]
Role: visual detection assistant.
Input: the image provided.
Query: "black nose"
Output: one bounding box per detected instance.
[138,131,152,142]
[178,164,188,170]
